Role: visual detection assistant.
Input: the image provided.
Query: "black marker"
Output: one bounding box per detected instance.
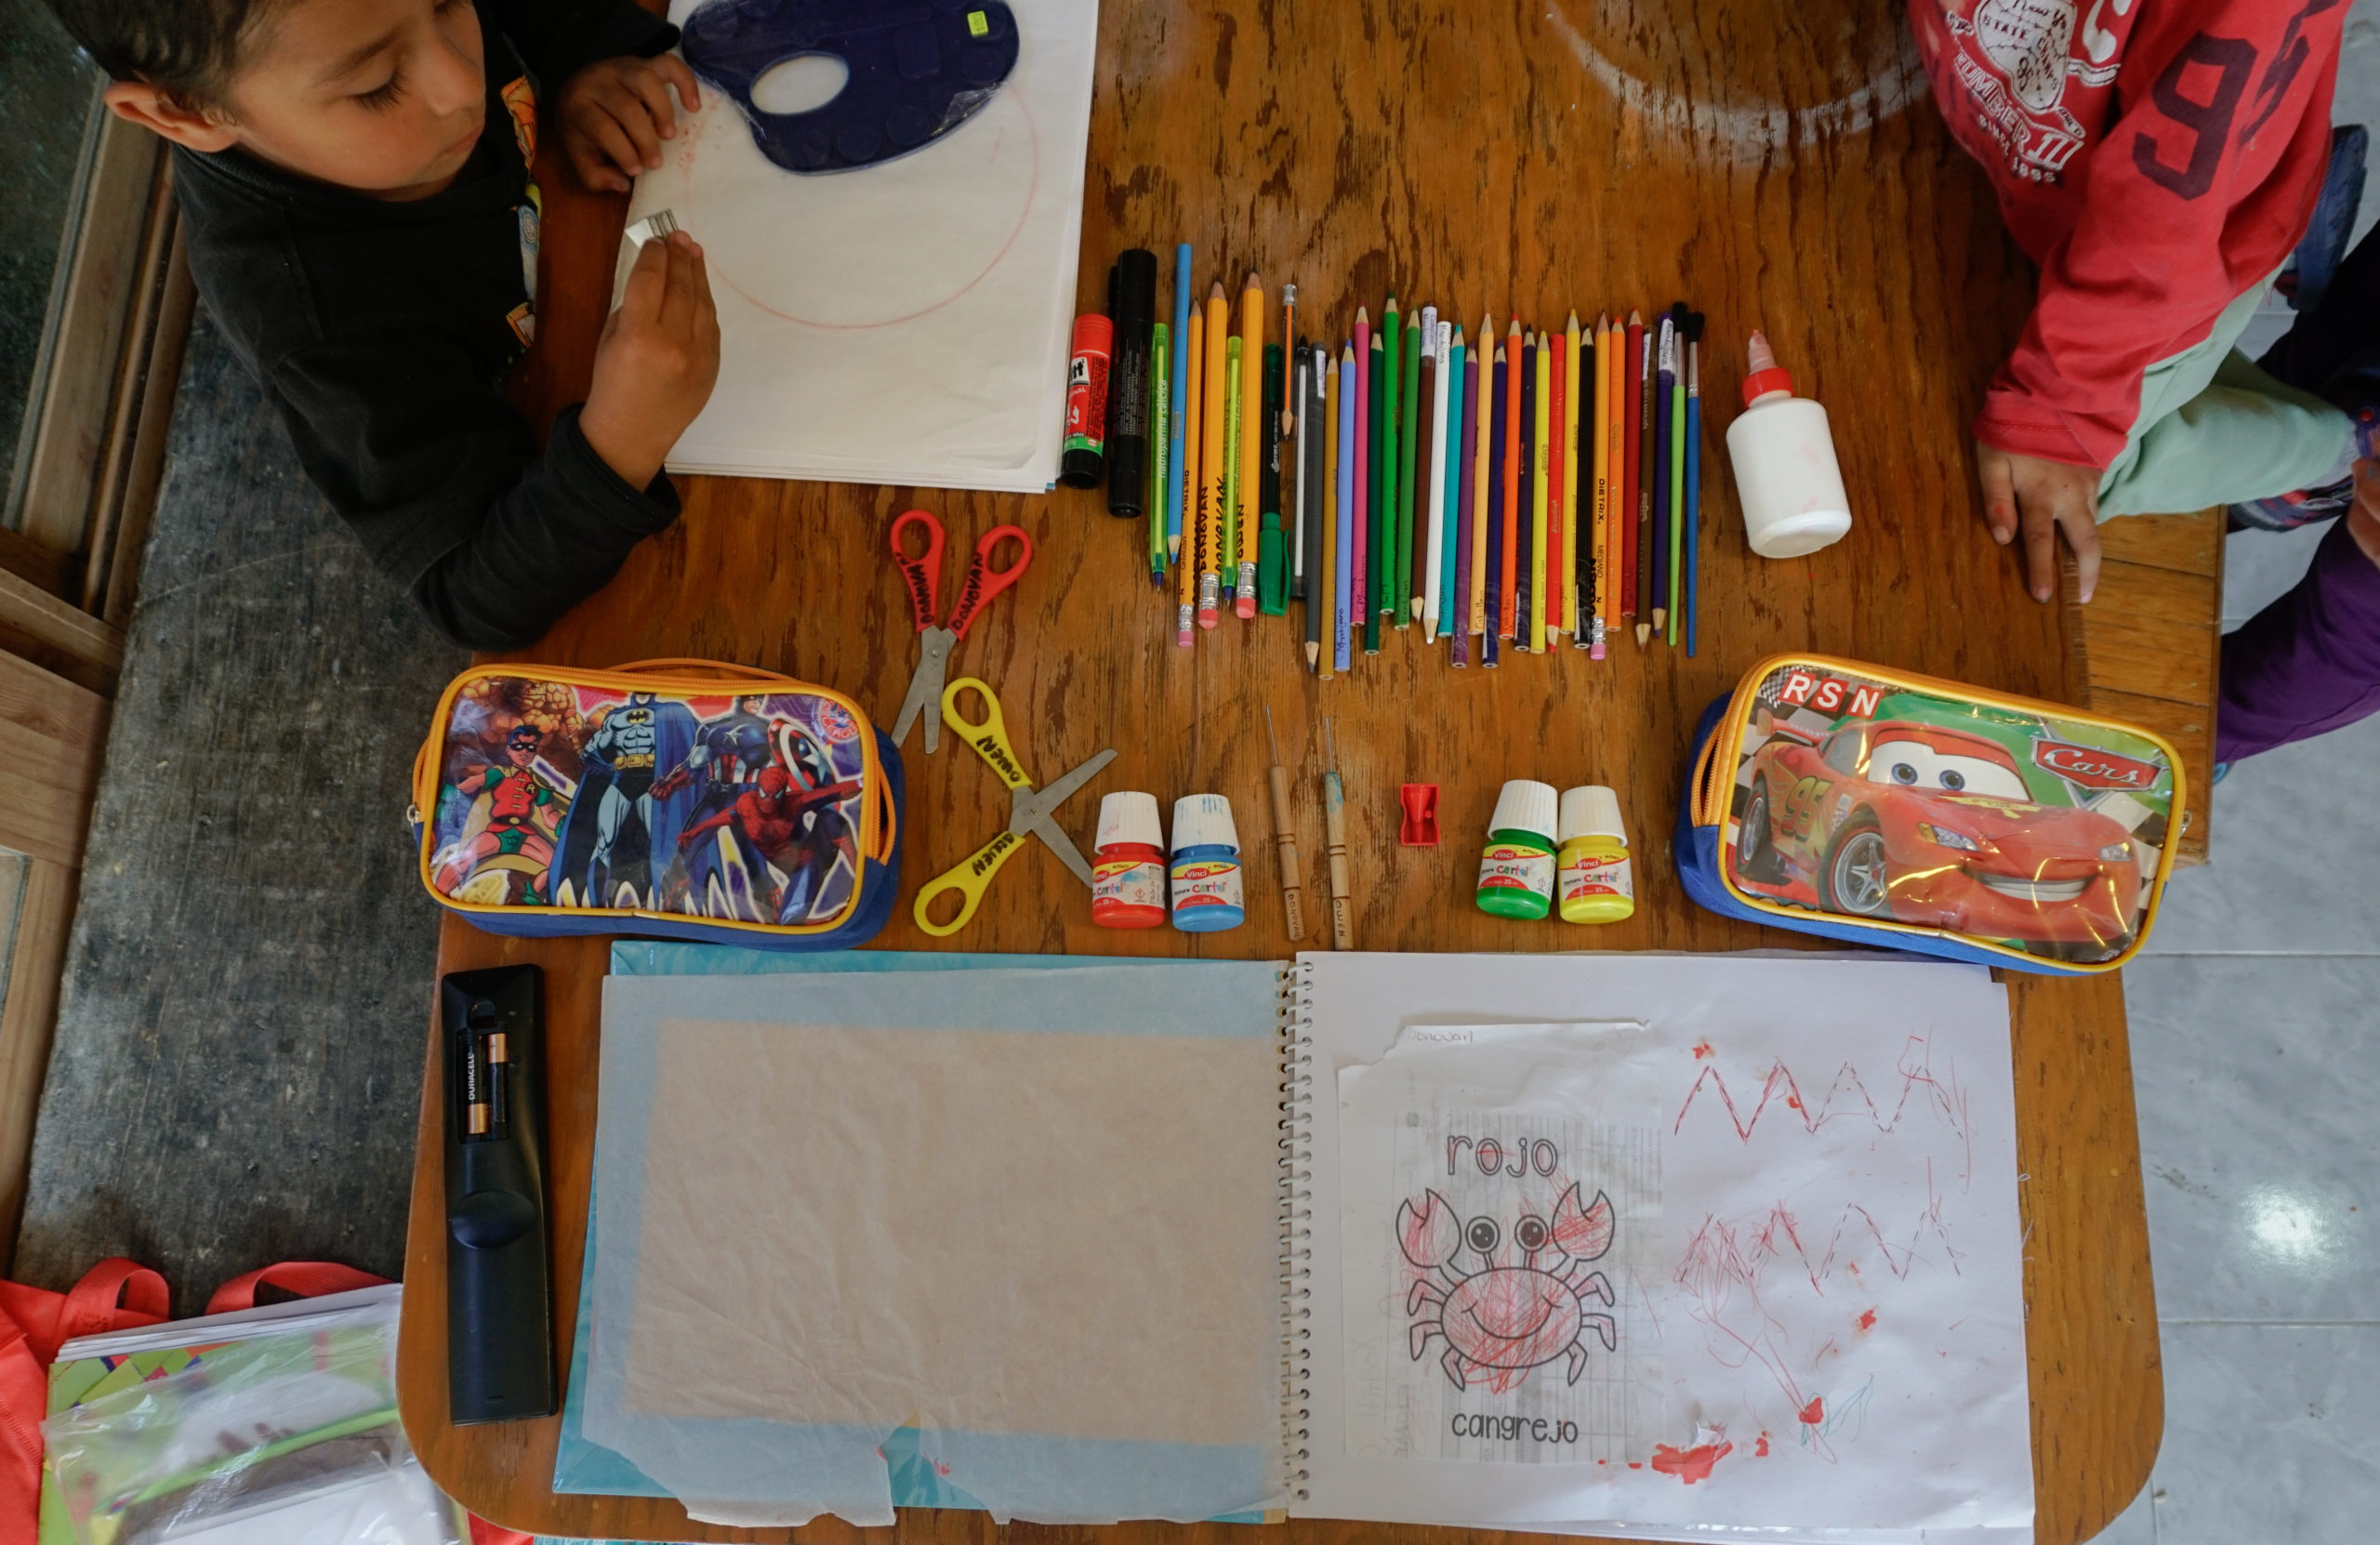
[1106,249,1157,517]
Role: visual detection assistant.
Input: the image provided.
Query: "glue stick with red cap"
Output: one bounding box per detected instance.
[1725,329,1851,560]
[1062,312,1114,490]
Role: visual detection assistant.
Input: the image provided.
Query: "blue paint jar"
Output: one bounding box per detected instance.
[1169,794,1246,932]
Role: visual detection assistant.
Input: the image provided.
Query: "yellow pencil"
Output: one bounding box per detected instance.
[1199,282,1228,629]
[1562,310,1581,646]
[1178,307,1203,643]
[1592,314,1612,646]
[1320,348,1340,681]
[1531,330,1551,653]
[1237,272,1263,617]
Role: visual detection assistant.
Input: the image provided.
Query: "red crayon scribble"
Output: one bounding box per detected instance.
[1670,1037,1973,1186]
[1798,1395,1824,1425]
[1755,1432,1771,1457]
[1651,1441,1733,1484]
[1693,1040,1714,1059]
[1857,1307,1878,1331]
[1627,1462,1643,1470]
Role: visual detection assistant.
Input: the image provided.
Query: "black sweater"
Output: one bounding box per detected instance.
[172,0,681,650]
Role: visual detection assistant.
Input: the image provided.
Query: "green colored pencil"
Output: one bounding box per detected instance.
[1149,319,1170,584]
[1380,295,1401,626]
[1367,331,1385,654]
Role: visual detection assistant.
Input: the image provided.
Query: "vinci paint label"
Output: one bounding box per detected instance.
[1560,851,1632,902]
[1169,855,1246,931]
[1478,843,1554,899]
[1091,854,1167,924]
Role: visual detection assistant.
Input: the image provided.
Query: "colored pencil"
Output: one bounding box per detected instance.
[1291,340,1308,601]
[1608,313,1627,638]
[1335,345,1355,674]
[1285,286,1301,596]
[1380,295,1401,632]
[1591,314,1612,654]
[1200,285,1228,629]
[1303,345,1327,662]
[1685,313,1703,658]
[1224,337,1244,625]
[1533,328,1552,652]
[1353,308,1370,642]
[1177,305,1202,645]
[1366,331,1386,653]
[1425,316,1451,644]
[1168,244,1191,563]
[1487,339,1508,665]
[1633,312,1654,645]
[1675,304,1694,642]
[1651,309,1673,640]
[1470,314,1491,643]
[1450,326,1476,666]
[1618,309,1637,633]
[1390,307,1408,618]
[1517,328,1537,646]
[1149,319,1170,584]
[1317,347,1337,674]
[1562,311,1581,647]
[1409,309,1434,627]
[1234,274,1262,614]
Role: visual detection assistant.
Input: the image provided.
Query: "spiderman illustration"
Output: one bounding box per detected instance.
[676,721,863,923]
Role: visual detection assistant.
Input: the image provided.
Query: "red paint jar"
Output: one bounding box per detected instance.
[1091,791,1168,929]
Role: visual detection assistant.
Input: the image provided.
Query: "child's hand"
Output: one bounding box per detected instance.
[1977,442,2102,604]
[581,231,720,489]
[558,55,702,193]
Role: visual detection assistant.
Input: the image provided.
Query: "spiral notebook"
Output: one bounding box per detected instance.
[577,946,2030,1542]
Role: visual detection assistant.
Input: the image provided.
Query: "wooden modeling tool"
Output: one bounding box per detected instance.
[1323,716,1354,950]
[1263,706,1307,941]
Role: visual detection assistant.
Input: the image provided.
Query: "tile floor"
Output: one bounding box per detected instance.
[2092,521,2380,1544]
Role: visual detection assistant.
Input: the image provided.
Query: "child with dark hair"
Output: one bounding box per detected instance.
[56,0,720,649]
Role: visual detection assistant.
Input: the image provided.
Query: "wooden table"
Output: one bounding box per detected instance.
[398,2,2162,1538]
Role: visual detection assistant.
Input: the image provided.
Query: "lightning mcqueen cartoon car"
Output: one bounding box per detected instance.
[1733,717,2142,953]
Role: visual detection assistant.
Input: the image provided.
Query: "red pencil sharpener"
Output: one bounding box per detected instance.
[1398,784,1440,847]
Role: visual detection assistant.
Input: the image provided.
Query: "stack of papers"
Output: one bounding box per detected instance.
[617,0,1100,491]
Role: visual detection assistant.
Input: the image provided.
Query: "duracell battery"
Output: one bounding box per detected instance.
[1104,248,1157,517]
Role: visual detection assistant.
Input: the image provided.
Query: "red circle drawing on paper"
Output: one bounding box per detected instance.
[659,84,1043,333]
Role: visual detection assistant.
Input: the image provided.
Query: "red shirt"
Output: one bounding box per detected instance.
[1910,0,2346,469]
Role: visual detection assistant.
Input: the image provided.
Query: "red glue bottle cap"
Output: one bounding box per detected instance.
[1741,327,1794,407]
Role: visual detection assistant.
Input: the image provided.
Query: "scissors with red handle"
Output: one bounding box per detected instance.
[888,508,1033,754]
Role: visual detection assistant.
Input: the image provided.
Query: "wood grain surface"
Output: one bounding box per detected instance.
[398,1,2163,1539]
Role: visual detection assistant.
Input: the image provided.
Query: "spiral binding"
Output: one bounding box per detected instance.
[1276,958,1316,1501]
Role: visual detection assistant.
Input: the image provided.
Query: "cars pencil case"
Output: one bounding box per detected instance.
[410,659,902,949]
[1676,654,2185,974]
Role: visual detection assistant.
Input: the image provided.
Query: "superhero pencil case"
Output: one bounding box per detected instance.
[1675,654,2185,974]
[410,659,902,950]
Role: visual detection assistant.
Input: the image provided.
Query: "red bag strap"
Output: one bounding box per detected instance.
[0,1259,170,1367]
[205,1261,390,1317]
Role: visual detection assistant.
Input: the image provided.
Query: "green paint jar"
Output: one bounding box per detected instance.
[1475,779,1558,919]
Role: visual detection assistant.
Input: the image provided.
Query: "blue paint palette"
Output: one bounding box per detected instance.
[681,0,1022,175]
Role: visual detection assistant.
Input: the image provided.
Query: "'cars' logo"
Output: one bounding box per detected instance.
[2031,740,2159,790]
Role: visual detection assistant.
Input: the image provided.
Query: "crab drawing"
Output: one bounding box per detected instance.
[1397,1182,1619,1393]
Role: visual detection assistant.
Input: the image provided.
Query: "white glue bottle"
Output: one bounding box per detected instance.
[1725,330,1852,559]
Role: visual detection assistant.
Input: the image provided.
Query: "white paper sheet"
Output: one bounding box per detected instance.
[617,0,1098,490]
[1292,953,2031,1543]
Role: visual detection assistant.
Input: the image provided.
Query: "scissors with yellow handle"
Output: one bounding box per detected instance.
[912,678,1117,937]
